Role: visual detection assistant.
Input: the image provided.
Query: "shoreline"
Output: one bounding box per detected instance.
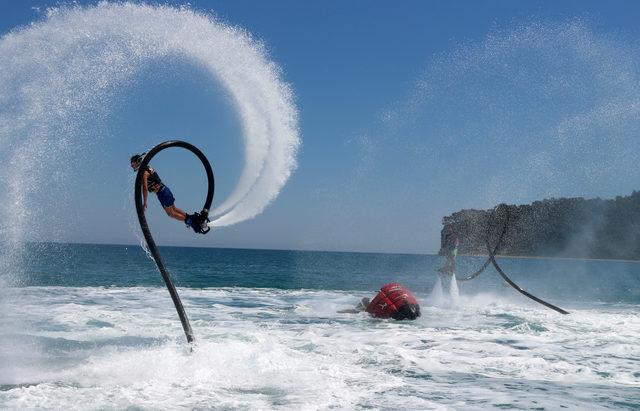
[459,253,640,263]
[10,240,640,263]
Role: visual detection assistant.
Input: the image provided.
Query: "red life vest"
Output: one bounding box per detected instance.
[366,283,421,320]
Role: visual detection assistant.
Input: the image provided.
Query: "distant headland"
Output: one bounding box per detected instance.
[440,191,640,260]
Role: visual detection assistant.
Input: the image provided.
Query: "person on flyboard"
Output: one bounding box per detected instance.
[130,153,209,234]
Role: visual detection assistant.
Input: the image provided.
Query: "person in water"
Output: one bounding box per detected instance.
[338,283,421,320]
[438,231,459,276]
[130,154,200,231]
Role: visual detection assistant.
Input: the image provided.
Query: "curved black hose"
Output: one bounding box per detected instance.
[480,207,569,315]
[457,205,509,282]
[134,140,216,343]
[487,245,570,314]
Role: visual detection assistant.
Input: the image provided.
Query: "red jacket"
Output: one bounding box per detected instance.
[366,283,420,320]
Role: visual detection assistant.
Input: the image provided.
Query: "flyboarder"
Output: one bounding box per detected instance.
[130,153,208,233]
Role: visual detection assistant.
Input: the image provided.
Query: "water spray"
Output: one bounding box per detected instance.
[0,3,300,247]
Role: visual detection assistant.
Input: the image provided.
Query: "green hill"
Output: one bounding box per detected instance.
[440,191,640,260]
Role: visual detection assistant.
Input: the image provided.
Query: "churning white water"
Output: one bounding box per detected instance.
[0,2,299,244]
[1,286,638,409]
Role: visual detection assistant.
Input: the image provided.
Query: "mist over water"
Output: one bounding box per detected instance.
[398,20,640,200]
[345,21,640,253]
[0,2,299,253]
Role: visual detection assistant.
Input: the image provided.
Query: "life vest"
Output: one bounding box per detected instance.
[146,166,165,193]
[366,283,421,320]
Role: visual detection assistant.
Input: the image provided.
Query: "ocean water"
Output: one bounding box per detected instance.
[1,243,639,410]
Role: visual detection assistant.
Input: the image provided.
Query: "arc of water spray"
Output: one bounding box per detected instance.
[135,140,216,343]
[0,3,300,247]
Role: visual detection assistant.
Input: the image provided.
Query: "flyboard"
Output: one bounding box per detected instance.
[134,140,215,343]
[449,205,569,314]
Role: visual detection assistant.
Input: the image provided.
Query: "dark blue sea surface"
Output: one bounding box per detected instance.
[13,242,640,305]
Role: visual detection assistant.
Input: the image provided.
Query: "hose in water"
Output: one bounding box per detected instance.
[483,206,569,314]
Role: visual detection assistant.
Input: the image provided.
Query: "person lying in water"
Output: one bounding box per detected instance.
[338,283,421,320]
[337,297,371,314]
[130,153,204,233]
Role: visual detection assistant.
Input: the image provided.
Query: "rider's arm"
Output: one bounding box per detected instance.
[337,308,362,314]
[142,171,149,209]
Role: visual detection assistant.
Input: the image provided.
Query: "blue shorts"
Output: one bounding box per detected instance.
[156,186,175,208]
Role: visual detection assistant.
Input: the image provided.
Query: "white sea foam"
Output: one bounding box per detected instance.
[0,287,638,409]
[0,2,299,248]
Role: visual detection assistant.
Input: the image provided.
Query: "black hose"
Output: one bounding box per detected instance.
[480,207,570,315]
[486,246,570,315]
[134,140,216,343]
[457,205,509,282]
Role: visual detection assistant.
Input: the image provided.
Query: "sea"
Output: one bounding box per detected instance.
[1,243,639,410]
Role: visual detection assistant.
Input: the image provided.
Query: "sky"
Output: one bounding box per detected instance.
[1,0,640,254]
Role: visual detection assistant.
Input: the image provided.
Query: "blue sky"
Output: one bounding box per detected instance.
[1,1,640,253]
